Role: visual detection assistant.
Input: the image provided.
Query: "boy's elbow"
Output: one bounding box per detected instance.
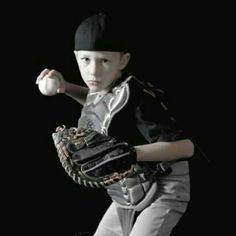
[185,139,195,158]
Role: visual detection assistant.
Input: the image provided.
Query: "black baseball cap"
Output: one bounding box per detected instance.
[74,13,130,52]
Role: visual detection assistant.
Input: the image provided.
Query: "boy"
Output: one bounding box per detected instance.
[36,13,194,236]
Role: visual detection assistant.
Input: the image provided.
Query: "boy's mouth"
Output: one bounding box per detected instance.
[88,80,102,85]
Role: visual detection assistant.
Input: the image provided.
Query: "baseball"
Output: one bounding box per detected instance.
[38,76,61,96]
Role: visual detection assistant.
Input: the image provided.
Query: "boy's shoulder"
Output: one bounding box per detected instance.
[113,75,165,102]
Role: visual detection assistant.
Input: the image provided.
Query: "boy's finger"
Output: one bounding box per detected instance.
[48,70,64,82]
[47,69,57,77]
[57,87,65,94]
[35,68,50,84]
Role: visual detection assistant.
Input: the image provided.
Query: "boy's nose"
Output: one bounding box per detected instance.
[89,61,101,76]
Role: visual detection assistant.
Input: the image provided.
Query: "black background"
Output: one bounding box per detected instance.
[3,3,224,236]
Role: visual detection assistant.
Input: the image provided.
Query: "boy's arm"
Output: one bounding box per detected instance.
[134,139,194,162]
[63,81,89,105]
[36,69,89,105]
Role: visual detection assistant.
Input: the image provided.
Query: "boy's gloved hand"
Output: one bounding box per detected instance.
[52,125,137,188]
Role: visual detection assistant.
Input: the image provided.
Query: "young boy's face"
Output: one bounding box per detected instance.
[74,51,130,92]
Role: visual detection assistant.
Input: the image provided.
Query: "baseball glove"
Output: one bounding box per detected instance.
[52,125,137,188]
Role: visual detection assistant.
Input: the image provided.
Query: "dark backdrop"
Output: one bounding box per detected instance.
[3,3,222,236]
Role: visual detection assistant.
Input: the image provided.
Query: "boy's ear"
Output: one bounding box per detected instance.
[119,53,131,70]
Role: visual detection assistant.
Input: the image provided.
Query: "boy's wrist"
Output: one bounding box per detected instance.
[130,146,137,162]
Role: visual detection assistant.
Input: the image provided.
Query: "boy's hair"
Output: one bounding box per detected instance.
[74,13,131,52]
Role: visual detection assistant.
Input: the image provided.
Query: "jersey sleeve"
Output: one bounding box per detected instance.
[134,83,188,144]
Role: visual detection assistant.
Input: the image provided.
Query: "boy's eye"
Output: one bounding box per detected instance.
[81,57,90,62]
[102,59,109,63]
